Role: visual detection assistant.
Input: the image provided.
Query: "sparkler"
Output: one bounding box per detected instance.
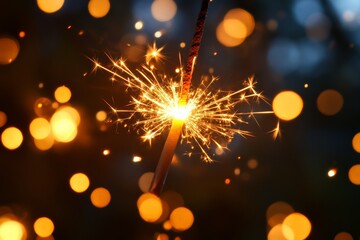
[93,0,276,195]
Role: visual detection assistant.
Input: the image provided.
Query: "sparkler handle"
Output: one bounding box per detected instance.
[180,0,209,103]
[149,120,184,195]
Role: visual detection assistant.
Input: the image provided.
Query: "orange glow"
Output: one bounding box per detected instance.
[133,155,142,163]
[266,201,294,227]
[224,178,231,184]
[19,31,26,38]
[33,217,54,238]
[88,0,111,18]
[102,149,110,156]
[272,91,303,121]
[96,111,108,122]
[334,232,353,240]
[352,132,360,153]
[34,97,54,117]
[0,111,7,127]
[0,37,20,64]
[50,110,77,142]
[163,220,172,230]
[37,0,64,13]
[69,173,90,193]
[316,89,343,116]
[267,224,291,240]
[247,159,258,169]
[1,127,23,150]
[151,0,177,22]
[156,233,169,240]
[54,85,71,103]
[216,21,245,47]
[57,106,81,126]
[138,172,154,193]
[328,168,337,177]
[29,117,51,140]
[169,207,194,231]
[283,212,312,240]
[224,8,255,38]
[234,167,241,176]
[223,19,247,39]
[137,193,163,222]
[90,187,111,208]
[180,42,186,48]
[34,135,54,151]
[348,164,360,185]
[0,218,26,240]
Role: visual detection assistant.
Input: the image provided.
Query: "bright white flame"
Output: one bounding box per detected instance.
[171,105,192,121]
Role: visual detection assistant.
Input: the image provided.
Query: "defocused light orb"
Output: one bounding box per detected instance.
[34,98,54,117]
[54,86,71,103]
[57,106,80,125]
[328,0,360,30]
[283,212,312,240]
[216,21,245,47]
[154,31,163,38]
[33,217,54,238]
[96,111,107,122]
[268,224,291,240]
[37,0,64,13]
[266,201,294,227]
[234,167,241,176]
[134,21,143,30]
[18,31,26,38]
[163,220,172,231]
[0,219,26,240]
[0,111,7,127]
[151,0,177,22]
[137,193,163,222]
[69,173,90,193]
[317,89,343,116]
[247,159,258,169]
[348,164,360,185]
[169,207,194,231]
[138,172,154,193]
[292,0,323,27]
[29,118,51,140]
[267,39,300,75]
[273,91,303,121]
[1,127,23,150]
[132,155,142,163]
[328,168,337,177]
[0,37,20,65]
[50,111,77,142]
[90,187,111,208]
[34,135,55,151]
[352,132,360,153]
[334,232,353,240]
[88,0,110,18]
[224,8,255,38]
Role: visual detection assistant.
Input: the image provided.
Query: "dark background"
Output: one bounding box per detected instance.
[1,0,360,239]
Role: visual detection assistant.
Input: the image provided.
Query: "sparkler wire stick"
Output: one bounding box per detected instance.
[149,0,210,195]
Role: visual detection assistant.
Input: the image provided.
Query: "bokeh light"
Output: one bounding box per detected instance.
[69,173,90,193]
[267,224,291,240]
[156,233,169,240]
[50,110,77,142]
[90,187,111,208]
[29,118,51,140]
[316,89,344,116]
[0,37,20,65]
[282,212,312,240]
[132,155,142,163]
[0,111,7,127]
[292,0,323,27]
[134,21,144,30]
[88,0,111,18]
[137,193,163,223]
[216,21,245,47]
[138,172,154,193]
[34,135,55,151]
[334,232,353,240]
[169,207,194,231]
[348,164,360,185]
[223,8,255,39]
[272,91,303,121]
[0,218,26,240]
[247,158,258,169]
[266,201,294,227]
[351,132,360,153]
[57,106,80,126]
[37,0,64,13]
[54,86,71,104]
[151,0,177,22]
[96,111,107,122]
[1,127,23,150]
[33,217,54,238]
[34,98,54,118]
[328,168,337,177]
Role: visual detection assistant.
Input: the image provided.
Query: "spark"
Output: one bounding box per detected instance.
[145,42,165,64]
[93,52,273,162]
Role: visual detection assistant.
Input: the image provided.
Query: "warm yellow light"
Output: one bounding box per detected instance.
[247,158,258,169]
[0,111,7,127]
[137,193,163,222]
[224,8,255,38]
[90,187,111,208]
[135,21,144,30]
[316,89,343,116]
[88,0,111,18]
[171,105,191,121]
[133,155,142,163]
[1,127,23,150]
[163,220,172,230]
[328,168,337,177]
[138,172,154,192]
[266,201,294,227]
[102,149,110,156]
[224,178,231,184]
[282,212,311,240]
[348,164,360,185]
[0,37,20,65]
[57,106,80,125]
[0,219,26,240]
[29,117,51,140]
[69,173,90,193]
[223,18,247,39]
[37,0,64,13]
[33,217,54,238]
[268,224,291,240]
[234,167,241,176]
[216,21,245,47]
[34,135,55,151]
[19,31,26,38]
[151,0,177,22]
[352,132,360,153]
[50,111,77,142]
[272,91,303,121]
[169,207,194,231]
[54,86,71,103]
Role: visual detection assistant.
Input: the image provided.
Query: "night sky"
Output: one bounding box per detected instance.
[1,0,360,239]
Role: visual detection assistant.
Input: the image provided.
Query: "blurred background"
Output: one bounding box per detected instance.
[1,0,360,239]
